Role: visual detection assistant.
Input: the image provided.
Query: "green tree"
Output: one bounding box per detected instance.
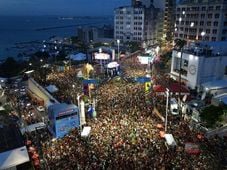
[200,105,224,128]
[0,57,26,77]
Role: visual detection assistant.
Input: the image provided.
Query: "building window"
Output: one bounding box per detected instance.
[200,21,204,26]
[222,37,226,41]
[223,29,227,34]
[208,6,214,10]
[225,66,227,75]
[183,60,188,67]
[213,29,217,34]
[211,37,216,41]
[206,29,210,34]
[214,21,219,26]
[215,14,220,18]
[216,6,221,10]
[224,22,227,26]
[201,14,205,18]
[202,6,206,11]
[208,14,213,19]
[207,21,211,26]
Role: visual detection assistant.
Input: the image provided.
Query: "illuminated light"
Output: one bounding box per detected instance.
[177,52,181,57]
[189,54,194,60]
[190,22,194,27]
[182,11,185,15]
[195,56,198,60]
[179,17,182,22]
[175,28,178,32]
[201,31,206,37]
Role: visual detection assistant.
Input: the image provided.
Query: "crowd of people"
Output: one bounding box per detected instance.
[37,57,224,169]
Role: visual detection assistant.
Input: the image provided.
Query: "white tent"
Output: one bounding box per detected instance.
[81,126,91,137]
[0,146,30,169]
[46,85,59,93]
[164,134,177,146]
[77,70,83,78]
[107,61,119,69]
[69,53,87,61]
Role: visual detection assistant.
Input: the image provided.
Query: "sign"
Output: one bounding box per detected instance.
[135,77,151,83]
[94,52,110,60]
[82,79,98,85]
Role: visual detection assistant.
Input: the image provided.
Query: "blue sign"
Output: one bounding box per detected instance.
[83,79,98,85]
[135,77,151,83]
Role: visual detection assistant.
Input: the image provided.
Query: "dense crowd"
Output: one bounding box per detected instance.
[41,75,222,169]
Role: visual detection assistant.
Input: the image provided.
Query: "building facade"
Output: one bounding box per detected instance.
[175,0,227,42]
[170,41,227,89]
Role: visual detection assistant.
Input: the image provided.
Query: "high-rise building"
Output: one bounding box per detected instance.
[163,0,176,44]
[175,0,227,42]
[114,1,163,45]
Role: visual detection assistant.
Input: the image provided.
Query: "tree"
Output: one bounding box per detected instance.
[200,105,224,128]
[0,57,26,77]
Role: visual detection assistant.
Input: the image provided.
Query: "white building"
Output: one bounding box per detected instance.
[170,41,227,89]
[175,0,227,42]
[114,6,145,42]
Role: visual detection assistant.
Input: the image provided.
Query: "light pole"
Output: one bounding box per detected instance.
[117,39,120,61]
[165,88,169,132]
[77,94,86,129]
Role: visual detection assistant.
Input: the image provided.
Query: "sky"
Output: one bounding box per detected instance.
[0,0,130,16]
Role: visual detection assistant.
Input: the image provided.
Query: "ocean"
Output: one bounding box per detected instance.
[0,16,113,60]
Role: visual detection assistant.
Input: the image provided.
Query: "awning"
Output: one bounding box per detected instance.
[46,85,59,93]
[0,146,30,169]
[81,126,91,137]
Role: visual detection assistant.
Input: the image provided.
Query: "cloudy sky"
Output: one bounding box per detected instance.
[0,0,130,16]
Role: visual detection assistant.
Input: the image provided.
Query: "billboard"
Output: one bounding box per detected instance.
[94,52,110,60]
[137,56,154,65]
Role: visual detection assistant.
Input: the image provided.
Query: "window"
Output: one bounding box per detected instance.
[200,21,204,26]
[225,66,227,75]
[183,60,188,67]
[215,14,220,18]
[216,6,221,10]
[224,22,227,26]
[202,6,206,11]
[214,21,219,26]
[211,37,216,41]
[223,29,227,34]
[213,29,217,34]
[208,6,214,10]
[222,37,226,41]
[208,14,213,19]
[207,21,211,26]
[206,29,210,34]
[201,14,205,18]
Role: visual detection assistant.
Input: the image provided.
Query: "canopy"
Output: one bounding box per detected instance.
[46,85,59,93]
[107,62,119,69]
[153,83,190,94]
[164,134,177,146]
[69,53,87,61]
[81,126,91,137]
[0,146,30,169]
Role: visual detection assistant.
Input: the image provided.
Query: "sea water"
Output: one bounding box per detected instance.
[0,16,112,60]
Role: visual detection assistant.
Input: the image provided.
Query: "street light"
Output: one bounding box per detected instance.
[201,31,206,41]
[165,88,169,132]
[40,59,43,63]
[117,39,120,61]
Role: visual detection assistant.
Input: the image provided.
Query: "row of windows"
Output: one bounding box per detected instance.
[177,27,218,34]
[115,10,143,15]
[176,13,220,19]
[177,5,221,12]
[176,20,219,27]
[115,36,142,41]
[175,33,226,41]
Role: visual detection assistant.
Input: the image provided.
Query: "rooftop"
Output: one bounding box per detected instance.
[175,41,227,57]
[179,0,227,5]
[0,115,24,153]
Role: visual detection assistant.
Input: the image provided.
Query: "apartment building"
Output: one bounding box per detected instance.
[170,41,227,89]
[175,0,227,42]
